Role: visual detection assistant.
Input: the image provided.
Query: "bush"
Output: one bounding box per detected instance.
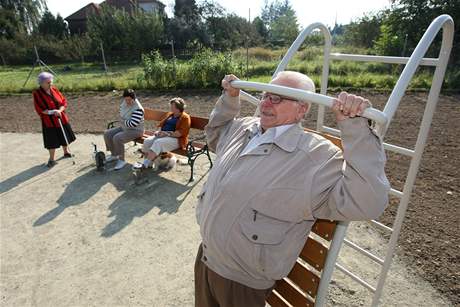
[142,49,238,89]
[142,51,178,89]
[0,34,93,65]
[233,47,286,61]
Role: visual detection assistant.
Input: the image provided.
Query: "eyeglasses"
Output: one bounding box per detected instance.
[260,92,299,104]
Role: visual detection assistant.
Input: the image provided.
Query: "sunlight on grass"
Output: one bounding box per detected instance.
[0,47,438,94]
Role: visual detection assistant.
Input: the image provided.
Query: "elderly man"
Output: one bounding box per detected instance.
[194,71,390,307]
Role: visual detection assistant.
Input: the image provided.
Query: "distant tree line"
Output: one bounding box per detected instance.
[0,0,301,64]
[0,0,458,75]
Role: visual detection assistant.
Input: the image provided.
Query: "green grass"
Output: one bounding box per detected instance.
[0,46,448,94]
[0,63,145,94]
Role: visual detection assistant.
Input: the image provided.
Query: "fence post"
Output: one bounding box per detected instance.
[100,42,108,73]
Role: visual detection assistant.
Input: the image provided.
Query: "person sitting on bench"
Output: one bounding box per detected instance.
[194,72,391,307]
[133,98,191,170]
[104,89,144,170]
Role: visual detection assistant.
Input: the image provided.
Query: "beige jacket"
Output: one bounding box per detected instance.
[196,93,390,289]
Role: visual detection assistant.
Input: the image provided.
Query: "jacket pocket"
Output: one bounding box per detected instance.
[249,188,311,222]
[230,187,311,280]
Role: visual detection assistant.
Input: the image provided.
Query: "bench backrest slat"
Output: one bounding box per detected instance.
[286,262,321,297]
[143,108,208,130]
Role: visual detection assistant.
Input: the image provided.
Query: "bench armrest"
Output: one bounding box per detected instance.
[107,120,120,129]
[189,133,206,143]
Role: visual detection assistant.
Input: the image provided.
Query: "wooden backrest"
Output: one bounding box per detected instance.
[267,130,342,307]
[144,109,166,121]
[143,108,208,131]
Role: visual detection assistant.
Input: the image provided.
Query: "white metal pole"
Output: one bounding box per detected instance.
[371,15,454,307]
[231,80,388,127]
[381,15,454,135]
[315,221,349,306]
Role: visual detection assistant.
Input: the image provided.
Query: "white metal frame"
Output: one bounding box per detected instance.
[232,14,454,306]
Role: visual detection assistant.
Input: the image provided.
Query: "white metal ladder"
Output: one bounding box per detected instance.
[233,14,454,306]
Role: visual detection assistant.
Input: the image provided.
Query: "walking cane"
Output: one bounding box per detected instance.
[57,116,76,165]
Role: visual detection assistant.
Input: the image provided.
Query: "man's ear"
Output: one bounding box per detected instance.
[297,103,308,120]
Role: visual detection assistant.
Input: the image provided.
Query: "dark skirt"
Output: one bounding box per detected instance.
[42,122,76,149]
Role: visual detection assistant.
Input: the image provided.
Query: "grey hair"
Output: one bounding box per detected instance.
[37,72,54,85]
[272,71,315,116]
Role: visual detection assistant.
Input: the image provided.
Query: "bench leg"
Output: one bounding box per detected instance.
[188,157,195,182]
[206,147,213,168]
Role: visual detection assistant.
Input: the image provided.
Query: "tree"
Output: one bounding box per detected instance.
[198,0,225,19]
[88,6,164,57]
[253,16,268,43]
[205,14,262,50]
[0,7,21,39]
[36,10,68,39]
[0,0,47,33]
[342,13,383,48]
[374,0,459,64]
[174,0,200,24]
[260,0,299,46]
[167,0,207,49]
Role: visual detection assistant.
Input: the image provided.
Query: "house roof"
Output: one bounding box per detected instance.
[65,3,100,20]
[138,0,165,6]
[65,0,165,21]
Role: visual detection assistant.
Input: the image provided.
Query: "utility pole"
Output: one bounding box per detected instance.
[246,8,251,80]
[100,42,108,73]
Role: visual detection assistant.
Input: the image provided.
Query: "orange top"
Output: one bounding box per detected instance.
[158,112,191,150]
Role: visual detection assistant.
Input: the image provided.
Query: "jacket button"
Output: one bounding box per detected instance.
[252,234,258,240]
[263,149,268,153]
[203,256,207,261]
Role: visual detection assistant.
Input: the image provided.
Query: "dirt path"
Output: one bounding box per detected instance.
[0,133,452,306]
[0,90,459,305]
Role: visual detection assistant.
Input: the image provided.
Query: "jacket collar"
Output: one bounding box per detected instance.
[244,121,303,153]
[273,123,303,152]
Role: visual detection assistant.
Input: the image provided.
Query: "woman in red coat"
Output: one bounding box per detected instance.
[33,72,76,167]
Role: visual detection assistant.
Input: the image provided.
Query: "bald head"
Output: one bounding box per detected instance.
[272,71,315,89]
[259,71,315,130]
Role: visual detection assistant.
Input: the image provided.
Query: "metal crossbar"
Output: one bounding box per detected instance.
[235,14,454,307]
[329,53,439,66]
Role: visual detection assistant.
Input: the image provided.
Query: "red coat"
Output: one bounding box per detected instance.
[33,86,70,128]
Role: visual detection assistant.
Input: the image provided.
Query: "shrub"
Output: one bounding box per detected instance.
[141,49,238,89]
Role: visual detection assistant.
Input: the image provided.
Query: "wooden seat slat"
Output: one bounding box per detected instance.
[274,279,314,307]
[266,291,290,307]
[286,262,320,298]
[311,219,337,242]
[299,238,328,271]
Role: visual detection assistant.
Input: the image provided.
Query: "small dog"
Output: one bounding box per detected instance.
[155,152,178,171]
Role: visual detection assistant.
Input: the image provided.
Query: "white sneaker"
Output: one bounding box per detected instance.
[106,155,118,163]
[132,162,144,170]
[114,160,127,170]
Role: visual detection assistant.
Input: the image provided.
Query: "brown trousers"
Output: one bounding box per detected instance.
[194,244,273,307]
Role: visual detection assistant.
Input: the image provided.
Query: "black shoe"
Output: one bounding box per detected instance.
[63,153,73,158]
[47,160,57,168]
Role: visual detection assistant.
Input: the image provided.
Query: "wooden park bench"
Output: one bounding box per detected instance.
[107,108,212,182]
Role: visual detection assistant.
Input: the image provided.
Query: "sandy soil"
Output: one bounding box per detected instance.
[0,133,452,306]
[0,90,459,306]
